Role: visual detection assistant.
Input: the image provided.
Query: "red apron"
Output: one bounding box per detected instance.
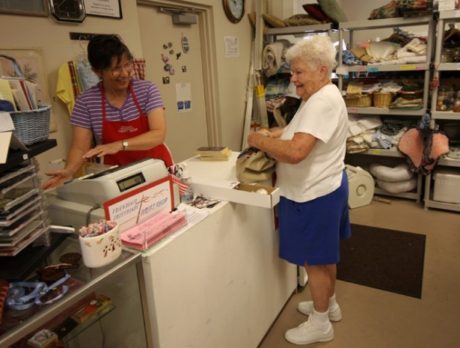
[101,83,173,167]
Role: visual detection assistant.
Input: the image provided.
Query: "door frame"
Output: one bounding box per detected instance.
[137,0,221,146]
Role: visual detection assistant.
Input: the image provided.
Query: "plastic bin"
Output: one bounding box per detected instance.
[433,169,460,204]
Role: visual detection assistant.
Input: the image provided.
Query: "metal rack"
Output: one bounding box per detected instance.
[424,10,460,212]
[0,140,56,256]
[338,16,435,202]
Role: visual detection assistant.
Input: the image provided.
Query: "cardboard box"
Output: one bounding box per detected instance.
[433,169,460,204]
[191,180,279,208]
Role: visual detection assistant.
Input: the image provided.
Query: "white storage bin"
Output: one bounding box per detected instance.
[433,170,460,204]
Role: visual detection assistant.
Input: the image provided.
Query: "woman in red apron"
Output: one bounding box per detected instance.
[43,35,173,190]
[99,82,173,167]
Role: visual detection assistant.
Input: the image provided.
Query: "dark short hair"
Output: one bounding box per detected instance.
[87,34,133,70]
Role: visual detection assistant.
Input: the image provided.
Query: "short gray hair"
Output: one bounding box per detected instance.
[285,35,337,75]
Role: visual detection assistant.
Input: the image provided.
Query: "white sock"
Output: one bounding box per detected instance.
[310,309,330,328]
[329,294,338,309]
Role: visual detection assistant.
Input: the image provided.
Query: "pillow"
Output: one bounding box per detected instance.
[318,0,348,24]
[284,14,321,27]
[302,4,332,23]
[376,178,416,194]
[262,13,286,28]
[369,163,413,182]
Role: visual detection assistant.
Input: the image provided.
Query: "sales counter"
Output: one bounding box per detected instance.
[48,153,297,348]
[141,154,296,348]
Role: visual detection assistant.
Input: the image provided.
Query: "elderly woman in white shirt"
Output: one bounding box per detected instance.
[247,35,351,346]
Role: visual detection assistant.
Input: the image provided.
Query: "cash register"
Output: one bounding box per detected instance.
[47,158,170,228]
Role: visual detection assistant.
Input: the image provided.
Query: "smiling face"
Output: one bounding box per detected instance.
[289,57,329,101]
[98,53,133,92]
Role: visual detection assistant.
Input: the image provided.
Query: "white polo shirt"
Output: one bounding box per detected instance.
[276,84,348,203]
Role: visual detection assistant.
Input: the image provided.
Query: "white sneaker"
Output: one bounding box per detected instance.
[285,318,334,345]
[297,301,342,322]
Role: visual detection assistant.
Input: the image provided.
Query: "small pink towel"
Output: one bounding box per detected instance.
[120,211,187,250]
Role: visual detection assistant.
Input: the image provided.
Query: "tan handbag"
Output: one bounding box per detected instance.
[236,147,276,184]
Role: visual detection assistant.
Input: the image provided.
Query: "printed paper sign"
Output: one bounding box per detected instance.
[103,176,173,232]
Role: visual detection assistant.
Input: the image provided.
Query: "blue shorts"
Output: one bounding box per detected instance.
[278,171,351,266]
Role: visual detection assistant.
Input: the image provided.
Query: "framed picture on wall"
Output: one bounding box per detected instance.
[0,0,48,17]
[84,0,122,19]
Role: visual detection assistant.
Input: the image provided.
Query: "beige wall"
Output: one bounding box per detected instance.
[1,0,254,176]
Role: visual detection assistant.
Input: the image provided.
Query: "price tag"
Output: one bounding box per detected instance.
[400,64,416,70]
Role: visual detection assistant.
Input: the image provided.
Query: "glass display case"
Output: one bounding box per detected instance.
[0,235,150,348]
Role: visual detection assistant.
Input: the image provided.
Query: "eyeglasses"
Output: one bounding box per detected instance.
[109,61,134,77]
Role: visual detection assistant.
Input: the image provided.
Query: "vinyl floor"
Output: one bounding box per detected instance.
[258,199,460,348]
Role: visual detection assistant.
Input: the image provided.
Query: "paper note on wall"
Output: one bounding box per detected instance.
[224,36,239,58]
[175,82,192,113]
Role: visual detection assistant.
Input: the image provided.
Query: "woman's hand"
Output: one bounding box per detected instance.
[82,141,123,160]
[248,131,265,149]
[257,128,272,137]
[42,169,74,190]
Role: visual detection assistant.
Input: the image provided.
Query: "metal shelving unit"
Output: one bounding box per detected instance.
[424,10,460,212]
[338,16,435,203]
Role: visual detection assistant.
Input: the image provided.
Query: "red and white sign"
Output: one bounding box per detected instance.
[103,176,174,232]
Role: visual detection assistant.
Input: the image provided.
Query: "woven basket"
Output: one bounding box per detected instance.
[345,94,372,107]
[10,106,50,145]
[373,92,393,107]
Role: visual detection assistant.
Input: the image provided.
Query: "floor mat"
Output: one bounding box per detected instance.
[337,224,426,298]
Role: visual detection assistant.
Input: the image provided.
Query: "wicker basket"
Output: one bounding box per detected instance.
[373,92,393,107]
[344,94,372,107]
[10,106,50,145]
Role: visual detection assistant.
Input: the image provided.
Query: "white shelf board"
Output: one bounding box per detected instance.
[374,187,419,201]
[438,62,460,71]
[343,63,428,73]
[438,157,460,167]
[339,16,432,30]
[265,24,332,36]
[347,148,403,157]
[439,9,460,20]
[432,111,460,120]
[347,107,425,116]
[425,199,460,212]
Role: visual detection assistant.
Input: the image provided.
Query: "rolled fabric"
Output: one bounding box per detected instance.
[369,163,413,182]
[376,177,417,193]
[262,40,290,78]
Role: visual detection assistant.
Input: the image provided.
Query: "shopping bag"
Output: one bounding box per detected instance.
[236,147,276,184]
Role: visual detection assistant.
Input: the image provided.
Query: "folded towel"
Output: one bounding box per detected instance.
[262,40,291,78]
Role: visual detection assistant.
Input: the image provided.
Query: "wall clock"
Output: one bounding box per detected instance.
[49,0,86,23]
[223,0,245,24]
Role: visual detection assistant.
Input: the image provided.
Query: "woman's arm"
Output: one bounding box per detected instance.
[82,107,166,159]
[248,131,317,164]
[42,126,92,189]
